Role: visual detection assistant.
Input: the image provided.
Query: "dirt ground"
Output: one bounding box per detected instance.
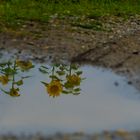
[0,15,140,90]
[1,130,140,140]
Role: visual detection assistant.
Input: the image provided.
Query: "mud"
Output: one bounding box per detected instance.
[73,30,140,90]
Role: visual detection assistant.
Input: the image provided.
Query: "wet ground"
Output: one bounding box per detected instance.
[73,30,140,91]
[0,16,140,92]
[0,16,140,139]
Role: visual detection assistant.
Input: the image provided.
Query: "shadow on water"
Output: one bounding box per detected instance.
[0,59,140,135]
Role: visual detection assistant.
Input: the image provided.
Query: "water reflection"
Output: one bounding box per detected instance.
[40,64,83,97]
[0,60,34,97]
[1,58,140,135]
[0,60,84,97]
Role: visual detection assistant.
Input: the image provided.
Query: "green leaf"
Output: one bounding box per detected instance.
[2,67,17,75]
[0,61,12,67]
[21,76,32,79]
[49,75,60,80]
[59,66,65,71]
[41,66,49,69]
[0,63,7,67]
[56,71,65,76]
[14,80,23,86]
[73,92,80,95]
[62,90,69,94]
[62,90,73,94]
[0,88,9,95]
[64,82,74,89]
[76,71,83,75]
[39,68,48,74]
[82,78,86,80]
[16,88,20,91]
[71,64,78,70]
[54,64,60,67]
[41,81,48,86]
[74,88,81,92]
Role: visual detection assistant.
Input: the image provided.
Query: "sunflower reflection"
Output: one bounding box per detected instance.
[39,64,84,97]
[46,80,63,97]
[0,60,84,98]
[0,75,9,85]
[66,74,81,88]
[0,60,34,97]
[9,88,20,97]
[16,60,34,71]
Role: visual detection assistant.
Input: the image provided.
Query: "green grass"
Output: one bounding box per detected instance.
[0,0,140,27]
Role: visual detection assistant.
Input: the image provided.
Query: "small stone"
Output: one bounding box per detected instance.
[109,35,114,39]
[114,81,119,86]
[132,51,139,55]
[12,39,17,42]
[81,45,86,49]
[44,46,49,49]
[22,24,27,28]
[128,81,132,85]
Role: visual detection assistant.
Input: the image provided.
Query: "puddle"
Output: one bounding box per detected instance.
[0,60,140,135]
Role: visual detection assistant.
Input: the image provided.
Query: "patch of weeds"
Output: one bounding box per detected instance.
[1,18,25,30]
[0,0,140,29]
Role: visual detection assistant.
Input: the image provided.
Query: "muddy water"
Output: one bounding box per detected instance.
[0,64,140,135]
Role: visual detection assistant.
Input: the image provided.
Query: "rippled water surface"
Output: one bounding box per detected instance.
[0,63,140,135]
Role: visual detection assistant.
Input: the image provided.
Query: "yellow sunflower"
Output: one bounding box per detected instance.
[16,60,33,71]
[67,74,81,87]
[46,80,63,97]
[9,88,20,97]
[0,75,9,85]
